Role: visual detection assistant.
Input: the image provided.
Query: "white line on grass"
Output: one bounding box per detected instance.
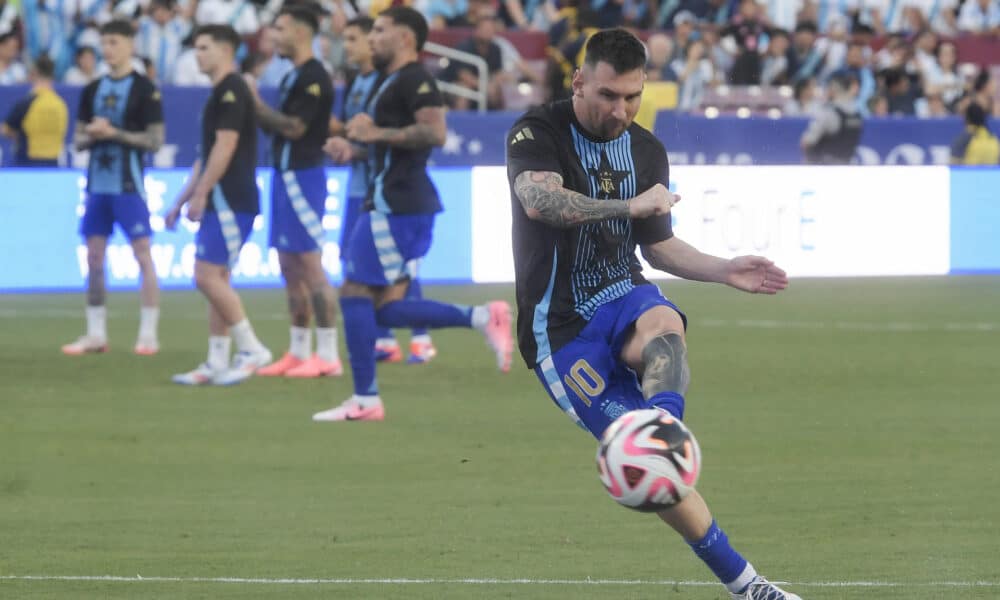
[1,575,998,588]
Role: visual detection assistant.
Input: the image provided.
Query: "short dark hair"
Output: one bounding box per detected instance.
[195,24,242,52]
[966,102,987,127]
[794,20,818,34]
[380,6,428,51]
[0,30,17,45]
[278,4,320,33]
[583,28,646,74]
[150,0,174,10]
[346,15,374,33]
[100,19,135,37]
[75,45,96,59]
[33,54,56,79]
[829,70,857,92]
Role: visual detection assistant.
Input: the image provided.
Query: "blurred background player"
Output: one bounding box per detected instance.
[166,25,272,385]
[62,20,164,357]
[311,7,512,423]
[800,70,863,165]
[950,102,1000,165]
[246,5,343,379]
[506,29,800,600]
[326,16,437,366]
[1,54,68,167]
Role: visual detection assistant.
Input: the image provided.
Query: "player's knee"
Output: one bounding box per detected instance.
[193,267,217,292]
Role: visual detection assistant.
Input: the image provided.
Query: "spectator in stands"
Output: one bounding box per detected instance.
[499,0,560,30]
[873,32,906,71]
[255,25,294,87]
[842,41,876,115]
[883,68,918,115]
[957,0,1000,34]
[923,0,960,35]
[196,0,260,35]
[0,0,18,40]
[171,36,211,85]
[758,0,800,32]
[22,0,71,78]
[958,68,997,117]
[919,92,950,117]
[443,9,505,109]
[135,0,191,84]
[868,92,889,116]
[646,33,678,82]
[671,38,715,112]
[950,102,999,164]
[760,28,790,86]
[784,75,823,116]
[1,55,68,166]
[912,30,937,79]
[817,14,848,82]
[0,29,27,85]
[670,10,697,56]
[720,0,766,85]
[64,46,99,85]
[789,21,825,84]
[800,70,862,164]
[923,40,963,110]
[423,0,471,28]
[700,24,733,76]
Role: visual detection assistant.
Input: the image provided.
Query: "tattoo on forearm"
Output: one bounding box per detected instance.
[256,102,302,138]
[74,123,93,150]
[514,171,629,228]
[377,123,441,149]
[640,333,691,398]
[114,124,164,152]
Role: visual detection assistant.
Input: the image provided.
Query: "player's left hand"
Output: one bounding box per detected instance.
[186,192,207,222]
[725,256,789,295]
[345,113,378,143]
[85,117,116,140]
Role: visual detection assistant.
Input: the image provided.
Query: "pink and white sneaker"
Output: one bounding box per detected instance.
[61,335,108,355]
[407,339,437,364]
[374,339,403,363]
[257,352,306,376]
[483,300,513,373]
[312,396,385,422]
[286,355,344,378]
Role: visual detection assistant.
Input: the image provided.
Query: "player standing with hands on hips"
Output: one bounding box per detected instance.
[506,28,801,600]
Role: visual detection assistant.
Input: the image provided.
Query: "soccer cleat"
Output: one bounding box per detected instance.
[257,352,306,376]
[407,339,437,364]
[374,340,403,363]
[61,335,109,355]
[212,348,273,386]
[312,397,385,422]
[285,355,344,378]
[731,576,803,600]
[483,300,513,373]
[133,337,159,356]
[172,363,220,386]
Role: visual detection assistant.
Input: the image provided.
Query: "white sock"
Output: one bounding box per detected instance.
[315,327,339,362]
[470,305,490,330]
[208,336,231,371]
[411,333,432,345]
[86,305,107,340]
[725,563,758,594]
[138,306,159,340]
[353,394,381,409]
[289,326,311,360]
[230,319,265,353]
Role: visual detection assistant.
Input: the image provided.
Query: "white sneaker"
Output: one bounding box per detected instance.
[312,396,385,422]
[172,363,220,386]
[731,576,802,600]
[134,336,159,356]
[213,348,273,386]
[61,335,108,355]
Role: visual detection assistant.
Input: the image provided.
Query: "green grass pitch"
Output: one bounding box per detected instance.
[2,276,999,599]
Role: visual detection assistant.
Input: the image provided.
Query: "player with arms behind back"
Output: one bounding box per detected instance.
[506,29,801,600]
[166,25,272,385]
[63,19,164,357]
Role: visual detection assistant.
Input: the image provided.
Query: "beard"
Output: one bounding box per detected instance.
[372,51,390,71]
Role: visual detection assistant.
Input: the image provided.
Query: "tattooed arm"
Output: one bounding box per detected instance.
[513,171,677,228]
[255,98,307,140]
[345,106,446,150]
[111,123,165,152]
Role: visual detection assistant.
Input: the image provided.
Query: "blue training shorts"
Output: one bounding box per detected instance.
[340,195,365,255]
[80,193,151,241]
[270,167,327,253]
[343,211,434,286]
[533,284,687,439]
[196,209,256,268]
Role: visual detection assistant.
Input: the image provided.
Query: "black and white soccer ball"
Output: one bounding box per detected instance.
[596,409,702,512]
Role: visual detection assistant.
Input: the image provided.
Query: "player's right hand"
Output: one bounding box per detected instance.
[165,204,182,230]
[324,136,354,163]
[629,184,680,219]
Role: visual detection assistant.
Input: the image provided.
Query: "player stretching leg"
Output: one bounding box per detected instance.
[324,16,436,367]
[62,20,164,356]
[247,6,343,379]
[311,7,511,423]
[507,29,802,600]
[166,25,271,386]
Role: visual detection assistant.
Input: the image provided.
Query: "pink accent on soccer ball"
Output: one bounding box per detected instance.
[598,455,623,498]
[622,428,662,457]
[647,476,679,505]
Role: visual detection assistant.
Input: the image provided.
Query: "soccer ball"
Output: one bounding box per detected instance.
[596,409,702,512]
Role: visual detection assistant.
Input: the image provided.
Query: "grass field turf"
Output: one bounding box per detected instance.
[1,276,998,599]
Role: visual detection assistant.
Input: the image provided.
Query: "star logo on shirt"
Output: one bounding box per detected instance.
[587,151,630,199]
[96,152,115,171]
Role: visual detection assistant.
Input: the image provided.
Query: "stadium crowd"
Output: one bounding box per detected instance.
[0,0,998,117]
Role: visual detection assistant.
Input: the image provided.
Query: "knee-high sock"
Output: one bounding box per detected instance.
[406,278,429,337]
[340,296,379,396]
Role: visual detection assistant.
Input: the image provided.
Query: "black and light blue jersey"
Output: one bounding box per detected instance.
[79,72,162,196]
[273,58,334,171]
[342,69,380,199]
[506,99,673,368]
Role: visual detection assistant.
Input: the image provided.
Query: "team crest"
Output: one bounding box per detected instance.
[587,151,630,199]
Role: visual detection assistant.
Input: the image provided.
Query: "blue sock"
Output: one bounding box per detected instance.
[376,300,473,329]
[688,520,752,590]
[649,391,685,420]
[407,278,428,337]
[340,297,379,396]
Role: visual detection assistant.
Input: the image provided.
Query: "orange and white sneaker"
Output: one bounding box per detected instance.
[312,396,385,422]
[257,352,306,376]
[374,339,403,363]
[285,355,344,378]
[483,300,513,373]
[61,335,108,355]
[133,337,159,356]
[407,339,437,364]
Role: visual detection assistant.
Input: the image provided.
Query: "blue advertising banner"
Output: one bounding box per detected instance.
[949,167,1000,274]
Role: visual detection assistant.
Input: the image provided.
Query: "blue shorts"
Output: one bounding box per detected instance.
[196,210,256,268]
[533,284,687,439]
[343,211,434,286]
[270,167,327,253]
[340,195,365,254]
[79,193,151,241]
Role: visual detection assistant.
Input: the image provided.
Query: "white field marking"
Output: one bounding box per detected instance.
[1,576,999,588]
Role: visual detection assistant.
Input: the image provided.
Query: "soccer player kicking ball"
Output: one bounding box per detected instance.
[245,5,344,379]
[62,20,164,357]
[310,7,512,423]
[165,25,272,386]
[506,29,802,600]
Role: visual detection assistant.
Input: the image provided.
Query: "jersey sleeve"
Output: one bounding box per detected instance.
[140,80,164,127]
[214,78,250,132]
[403,68,444,114]
[77,81,98,123]
[505,115,562,181]
[285,67,329,127]
[632,136,673,245]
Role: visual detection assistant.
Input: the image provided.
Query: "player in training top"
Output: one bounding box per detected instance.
[311,6,512,423]
[246,6,343,379]
[165,25,272,386]
[63,19,164,357]
[325,16,437,366]
[506,29,801,600]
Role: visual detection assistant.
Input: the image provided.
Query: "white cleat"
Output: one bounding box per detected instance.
[731,576,803,600]
[134,337,160,356]
[172,363,220,386]
[212,348,273,386]
[61,335,108,355]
